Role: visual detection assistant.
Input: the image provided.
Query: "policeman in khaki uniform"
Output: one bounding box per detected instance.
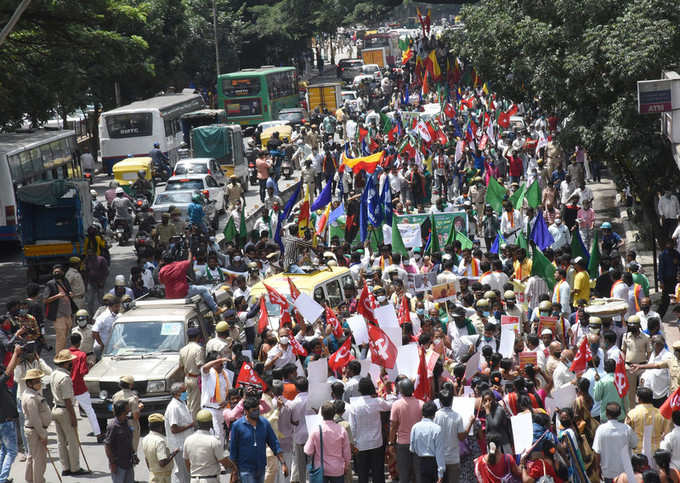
[113,375,143,452]
[206,321,233,359]
[622,315,652,408]
[184,409,237,482]
[142,413,177,483]
[51,349,89,476]
[22,368,51,483]
[179,327,205,418]
[72,309,96,366]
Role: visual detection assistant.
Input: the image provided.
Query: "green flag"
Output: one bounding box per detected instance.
[531,246,556,290]
[509,183,526,210]
[570,228,589,263]
[525,180,541,209]
[380,113,393,134]
[516,232,528,252]
[587,231,600,279]
[223,215,237,244]
[391,216,408,257]
[484,177,507,213]
[238,204,247,247]
[445,222,474,250]
[427,215,440,255]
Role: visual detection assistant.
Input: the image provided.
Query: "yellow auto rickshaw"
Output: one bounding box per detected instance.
[112,157,154,196]
[260,124,292,150]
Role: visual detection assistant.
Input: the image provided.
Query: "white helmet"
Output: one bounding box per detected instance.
[90,190,97,198]
[115,187,124,194]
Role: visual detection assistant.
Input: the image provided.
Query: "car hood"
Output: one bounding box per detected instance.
[85,355,178,384]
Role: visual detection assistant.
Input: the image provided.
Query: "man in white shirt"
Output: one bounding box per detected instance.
[661,409,680,471]
[342,360,362,402]
[636,298,661,332]
[593,402,638,481]
[549,218,570,251]
[382,253,408,286]
[457,249,481,278]
[285,377,314,483]
[265,328,296,370]
[433,388,468,482]
[92,296,120,357]
[348,377,393,483]
[552,268,572,317]
[499,202,522,243]
[571,182,594,208]
[164,382,194,483]
[634,334,674,406]
[659,190,680,238]
[552,349,576,392]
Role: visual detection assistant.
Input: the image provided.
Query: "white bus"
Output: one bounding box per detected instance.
[99,89,205,173]
[0,129,80,241]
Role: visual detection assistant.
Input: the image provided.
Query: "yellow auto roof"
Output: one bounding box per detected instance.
[247,266,349,299]
[112,157,153,171]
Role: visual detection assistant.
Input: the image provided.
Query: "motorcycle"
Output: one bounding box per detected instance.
[281,156,294,179]
[132,197,147,224]
[152,163,171,183]
[112,218,132,245]
[134,230,153,257]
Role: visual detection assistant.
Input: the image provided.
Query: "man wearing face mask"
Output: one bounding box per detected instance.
[105,400,138,483]
[545,341,563,378]
[635,297,660,332]
[22,366,51,483]
[503,291,527,331]
[622,315,652,408]
[552,349,576,393]
[142,413,177,483]
[373,286,389,307]
[72,309,95,366]
[51,349,89,476]
[470,298,490,334]
[44,265,76,354]
[265,328,296,371]
[92,294,121,360]
[69,332,104,443]
[476,323,500,354]
[164,382,194,483]
[113,375,144,454]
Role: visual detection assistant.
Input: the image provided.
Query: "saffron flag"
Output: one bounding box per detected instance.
[315,204,331,235]
[340,151,384,174]
[368,324,398,369]
[297,186,310,237]
[329,337,354,373]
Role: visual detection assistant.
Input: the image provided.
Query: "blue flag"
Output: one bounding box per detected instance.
[359,174,379,242]
[361,137,369,156]
[452,117,463,139]
[490,232,506,254]
[530,210,555,251]
[328,202,345,227]
[274,180,302,252]
[379,177,392,225]
[311,178,332,212]
[405,85,410,105]
[424,232,431,252]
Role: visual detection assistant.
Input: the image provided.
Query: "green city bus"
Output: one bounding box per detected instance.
[217,66,299,126]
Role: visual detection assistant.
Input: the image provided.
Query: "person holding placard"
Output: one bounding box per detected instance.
[433,388,472,483]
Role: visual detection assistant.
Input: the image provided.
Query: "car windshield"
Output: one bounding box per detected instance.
[342,93,356,101]
[278,111,301,121]
[175,164,209,175]
[154,192,193,205]
[166,179,204,191]
[104,321,185,356]
[259,121,287,131]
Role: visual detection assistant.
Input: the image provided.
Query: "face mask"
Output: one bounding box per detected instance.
[642,307,650,314]
[377,295,386,303]
[179,391,188,402]
[77,319,88,328]
[249,409,260,419]
[494,310,501,319]
[279,337,289,345]
[482,311,490,317]
[554,352,562,359]
[54,273,64,280]
[18,309,28,316]
[416,308,424,315]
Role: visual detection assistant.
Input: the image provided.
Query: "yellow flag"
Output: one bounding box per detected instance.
[482,82,489,95]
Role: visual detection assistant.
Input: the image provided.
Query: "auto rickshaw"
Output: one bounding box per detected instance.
[260,124,292,150]
[112,157,155,197]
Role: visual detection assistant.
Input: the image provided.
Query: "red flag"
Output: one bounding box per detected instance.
[398,295,411,325]
[498,111,510,129]
[289,335,308,356]
[507,103,519,117]
[326,306,343,338]
[358,127,368,142]
[280,310,292,327]
[444,103,456,119]
[388,124,399,143]
[367,324,398,369]
[426,122,436,142]
[569,336,592,372]
[413,346,431,401]
[357,284,377,324]
[236,361,268,391]
[264,283,289,310]
[614,353,629,399]
[660,387,680,419]
[437,129,448,146]
[369,138,379,153]
[478,134,489,151]
[329,337,354,373]
[287,277,301,300]
[257,296,269,333]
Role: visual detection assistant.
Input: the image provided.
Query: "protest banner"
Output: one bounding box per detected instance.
[432,283,456,301]
[538,316,558,335]
[518,352,538,371]
[501,315,520,332]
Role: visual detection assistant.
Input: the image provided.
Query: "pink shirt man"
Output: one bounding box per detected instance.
[304,420,351,477]
[390,396,424,445]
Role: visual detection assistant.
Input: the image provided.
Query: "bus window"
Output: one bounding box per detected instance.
[105,113,153,138]
[313,287,325,305]
[222,77,260,97]
[226,99,261,116]
[325,280,343,307]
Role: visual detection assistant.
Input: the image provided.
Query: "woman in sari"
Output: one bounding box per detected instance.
[474,435,522,483]
[573,377,599,481]
[557,408,590,483]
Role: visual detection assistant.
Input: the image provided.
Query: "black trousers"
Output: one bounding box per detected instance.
[658,277,675,318]
[356,446,385,483]
[416,455,437,483]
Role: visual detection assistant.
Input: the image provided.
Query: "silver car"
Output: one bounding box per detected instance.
[150,190,218,230]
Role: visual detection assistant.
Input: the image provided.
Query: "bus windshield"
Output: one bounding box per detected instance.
[105,113,153,138]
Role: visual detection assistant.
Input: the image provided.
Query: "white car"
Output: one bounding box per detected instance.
[165,174,226,213]
[257,120,289,132]
[362,64,382,81]
[341,90,362,111]
[173,158,226,186]
[352,74,375,89]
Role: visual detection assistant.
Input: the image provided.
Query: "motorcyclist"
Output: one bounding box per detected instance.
[149,142,171,179]
[91,190,107,230]
[136,199,156,235]
[111,187,134,241]
[187,192,208,234]
[130,170,153,202]
[267,131,284,180]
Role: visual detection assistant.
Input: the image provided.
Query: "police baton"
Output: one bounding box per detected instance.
[45,444,64,483]
[76,432,92,472]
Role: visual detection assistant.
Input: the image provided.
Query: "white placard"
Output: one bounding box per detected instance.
[242,349,253,362]
[383,326,403,348]
[293,292,324,323]
[382,223,422,248]
[225,368,234,387]
[499,325,515,359]
[452,397,476,426]
[346,315,369,345]
[305,414,323,435]
[308,358,328,383]
[396,343,420,380]
[463,386,474,397]
[621,444,636,483]
[307,382,331,412]
[410,312,421,335]
[546,384,577,415]
[375,305,400,329]
[463,351,481,381]
[295,359,305,377]
[511,411,534,455]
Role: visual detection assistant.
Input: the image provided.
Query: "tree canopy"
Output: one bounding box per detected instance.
[447,0,680,222]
